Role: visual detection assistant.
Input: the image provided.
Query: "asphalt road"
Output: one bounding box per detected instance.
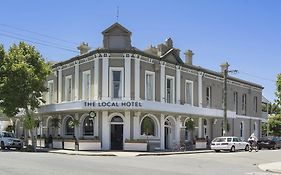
[0,149,280,175]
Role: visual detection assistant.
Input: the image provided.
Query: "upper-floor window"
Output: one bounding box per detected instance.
[82,70,91,100]
[110,67,123,99]
[166,76,174,103]
[206,86,212,108]
[47,80,54,104]
[253,96,258,113]
[145,71,155,101]
[233,91,238,114]
[185,80,193,105]
[242,93,247,115]
[65,75,72,101]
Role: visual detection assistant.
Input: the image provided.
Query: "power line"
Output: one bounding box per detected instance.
[0,23,78,46]
[0,32,79,53]
[0,28,76,51]
[239,70,276,82]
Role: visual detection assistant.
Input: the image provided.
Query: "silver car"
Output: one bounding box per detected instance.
[211,136,249,152]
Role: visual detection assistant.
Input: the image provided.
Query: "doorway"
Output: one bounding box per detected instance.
[110,116,124,150]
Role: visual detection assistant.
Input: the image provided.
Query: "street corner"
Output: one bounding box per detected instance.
[258,162,281,174]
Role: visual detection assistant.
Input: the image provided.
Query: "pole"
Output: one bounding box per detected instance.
[221,62,229,136]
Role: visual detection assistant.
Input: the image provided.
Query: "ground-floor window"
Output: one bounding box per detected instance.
[141,116,155,136]
[65,117,74,136]
[83,116,94,136]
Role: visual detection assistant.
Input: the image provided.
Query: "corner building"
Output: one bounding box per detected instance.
[15,23,263,151]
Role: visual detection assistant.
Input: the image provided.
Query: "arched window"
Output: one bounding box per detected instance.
[141,117,155,136]
[83,116,94,136]
[65,117,74,136]
[111,116,123,123]
[240,122,244,138]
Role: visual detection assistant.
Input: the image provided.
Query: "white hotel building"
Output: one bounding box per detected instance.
[15,23,264,151]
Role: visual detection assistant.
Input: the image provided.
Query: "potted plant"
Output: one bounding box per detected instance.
[79,136,101,151]
[124,139,147,151]
[195,137,207,149]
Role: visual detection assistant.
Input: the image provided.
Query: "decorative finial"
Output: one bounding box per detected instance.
[116,6,119,22]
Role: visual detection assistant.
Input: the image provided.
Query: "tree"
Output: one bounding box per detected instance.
[0,42,51,150]
[268,114,281,136]
[50,117,61,137]
[276,74,281,106]
[186,118,195,150]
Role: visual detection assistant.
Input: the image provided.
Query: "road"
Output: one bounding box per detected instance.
[0,150,280,175]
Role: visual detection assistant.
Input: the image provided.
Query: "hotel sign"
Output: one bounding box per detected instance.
[84,101,143,108]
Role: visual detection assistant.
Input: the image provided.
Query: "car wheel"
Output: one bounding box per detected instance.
[0,142,5,150]
[230,146,235,152]
[215,150,220,152]
[245,145,249,151]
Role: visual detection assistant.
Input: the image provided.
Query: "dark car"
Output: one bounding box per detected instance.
[257,136,281,150]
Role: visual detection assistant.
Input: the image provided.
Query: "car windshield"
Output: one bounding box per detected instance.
[3,132,15,138]
[213,137,226,142]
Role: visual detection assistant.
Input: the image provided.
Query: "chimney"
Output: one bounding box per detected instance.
[220,62,230,73]
[77,42,90,55]
[184,50,194,65]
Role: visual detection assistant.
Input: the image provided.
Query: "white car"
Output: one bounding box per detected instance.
[211,136,249,152]
[0,132,23,150]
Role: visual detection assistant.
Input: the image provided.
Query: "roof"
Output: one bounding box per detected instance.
[102,22,132,35]
[262,96,270,104]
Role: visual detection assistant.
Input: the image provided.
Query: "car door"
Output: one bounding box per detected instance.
[233,137,241,149]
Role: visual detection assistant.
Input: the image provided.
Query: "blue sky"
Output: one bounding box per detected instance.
[0,0,280,102]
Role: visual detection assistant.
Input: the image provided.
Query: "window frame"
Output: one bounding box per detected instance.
[82,70,91,100]
[65,75,73,102]
[165,75,175,104]
[47,80,54,104]
[109,67,124,99]
[242,93,247,115]
[145,70,155,101]
[185,80,193,105]
[233,91,238,114]
[206,86,212,108]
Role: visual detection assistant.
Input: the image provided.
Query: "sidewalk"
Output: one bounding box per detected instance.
[48,149,214,157]
[258,162,281,174]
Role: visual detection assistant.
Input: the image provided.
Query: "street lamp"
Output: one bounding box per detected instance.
[220,62,238,136]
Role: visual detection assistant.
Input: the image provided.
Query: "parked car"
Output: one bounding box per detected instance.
[0,131,23,150]
[257,136,281,150]
[211,136,249,152]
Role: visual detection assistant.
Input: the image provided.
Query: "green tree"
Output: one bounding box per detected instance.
[268,114,281,136]
[276,74,281,106]
[0,42,51,150]
[186,118,195,150]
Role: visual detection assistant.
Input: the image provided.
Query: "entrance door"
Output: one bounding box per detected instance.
[111,124,123,150]
[164,127,170,149]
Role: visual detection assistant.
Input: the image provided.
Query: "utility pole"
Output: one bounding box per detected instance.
[221,62,229,136]
[220,62,238,136]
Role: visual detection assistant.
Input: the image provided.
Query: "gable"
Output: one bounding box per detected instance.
[102,23,131,35]
[161,50,183,64]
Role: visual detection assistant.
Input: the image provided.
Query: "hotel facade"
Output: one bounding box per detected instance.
[15,23,264,151]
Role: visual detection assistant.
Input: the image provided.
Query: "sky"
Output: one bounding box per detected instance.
[0,0,280,102]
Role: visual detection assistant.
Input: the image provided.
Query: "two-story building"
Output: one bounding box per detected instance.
[14,23,264,151]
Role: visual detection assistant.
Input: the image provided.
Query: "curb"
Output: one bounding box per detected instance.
[47,150,214,157]
[258,162,281,174]
[49,151,116,157]
[136,150,214,156]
